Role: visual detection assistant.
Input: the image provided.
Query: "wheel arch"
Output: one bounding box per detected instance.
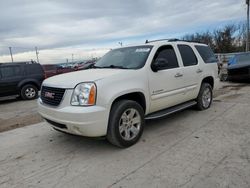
[110,92,147,114]
[201,76,214,89]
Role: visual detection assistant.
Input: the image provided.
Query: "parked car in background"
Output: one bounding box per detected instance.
[42,64,58,78]
[228,53,250,81]
[76,60,96,70]
[0,61,44,100]
[42,61,97,79]
[56,66,75,74]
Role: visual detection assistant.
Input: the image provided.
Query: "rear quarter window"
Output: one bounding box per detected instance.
[26,64,44,75]
[195,45,217,63]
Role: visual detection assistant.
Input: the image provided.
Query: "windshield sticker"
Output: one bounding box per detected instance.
[135,48,151,53]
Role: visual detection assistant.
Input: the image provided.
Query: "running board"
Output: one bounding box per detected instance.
[145,100,197,120]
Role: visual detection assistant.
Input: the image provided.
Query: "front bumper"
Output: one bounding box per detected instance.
[38,98,109,137]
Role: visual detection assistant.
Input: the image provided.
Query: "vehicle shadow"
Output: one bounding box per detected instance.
[144,108,192,134]
[227,80,250,84]
[48,130,116,152]
[0,96,20,104]
[0,96,38,104]
[46,108,193,151]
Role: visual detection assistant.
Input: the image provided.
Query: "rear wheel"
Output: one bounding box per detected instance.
[20,84,38,100]
[107,100,144,148]
[196,83,213,110]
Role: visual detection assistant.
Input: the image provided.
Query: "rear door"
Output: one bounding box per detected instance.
[0,65,23,97]
[176,44,201,100]
[148,45,186,113]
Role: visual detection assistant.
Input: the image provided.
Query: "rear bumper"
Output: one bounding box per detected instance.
[38,99,109,137]
[227,66,250,81]
[227,74,250,81]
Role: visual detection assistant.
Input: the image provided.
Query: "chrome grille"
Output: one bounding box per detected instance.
[41,86,65,106]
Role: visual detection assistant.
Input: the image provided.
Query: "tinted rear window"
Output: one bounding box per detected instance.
[178,45,198,66]
[195,45,217,63]
[26,64,44,75]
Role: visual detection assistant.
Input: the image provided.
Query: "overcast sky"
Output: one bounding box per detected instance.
[0,0,246,64]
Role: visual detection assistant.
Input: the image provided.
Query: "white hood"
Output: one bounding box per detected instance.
[43,69,127,88]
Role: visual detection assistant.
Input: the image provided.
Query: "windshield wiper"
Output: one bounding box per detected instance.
[86,64,129,69]
[101,65,129,69]
[86,64,102,69]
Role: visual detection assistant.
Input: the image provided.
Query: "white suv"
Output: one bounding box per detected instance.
[38,39,218,147]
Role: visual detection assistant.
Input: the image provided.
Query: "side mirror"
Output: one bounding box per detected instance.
[151,58,168,72]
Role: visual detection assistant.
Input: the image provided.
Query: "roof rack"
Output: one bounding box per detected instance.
[170,39,202,43]
[145,38,202,44]
[145,39,170,44]
[0,60,38,65]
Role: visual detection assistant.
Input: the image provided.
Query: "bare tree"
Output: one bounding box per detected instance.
[213,24,237,53]
[182,22,246,53]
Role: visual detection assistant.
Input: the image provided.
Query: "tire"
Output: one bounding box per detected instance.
[196,83,213,111]
[107,100,145,148]
[220,74,228,81]
[20,84,38,100]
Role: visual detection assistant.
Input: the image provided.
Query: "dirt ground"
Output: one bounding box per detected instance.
[0,98,43,132]
[0,81,248,133]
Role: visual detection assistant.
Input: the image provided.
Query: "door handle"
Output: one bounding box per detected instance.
[175,73,183,78]
[196,69,203,73]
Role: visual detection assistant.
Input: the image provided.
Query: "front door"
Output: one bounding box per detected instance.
[148,45,186,113]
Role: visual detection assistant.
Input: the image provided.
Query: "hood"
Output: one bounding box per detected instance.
[42,69,127,88]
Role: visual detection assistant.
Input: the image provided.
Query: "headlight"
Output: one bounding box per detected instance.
[71,83,97,106]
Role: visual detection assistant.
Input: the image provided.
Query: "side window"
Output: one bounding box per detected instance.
[26,64,43,75]
[195,45,217,63]
[0,66,21,78]
[152,45,179,70]
[178,45,198,66]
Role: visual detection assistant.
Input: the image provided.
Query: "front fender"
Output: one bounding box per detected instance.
[96,70,150,114]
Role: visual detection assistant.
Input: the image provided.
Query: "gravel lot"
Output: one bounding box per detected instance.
[0,98,42,132]
[0,82,250,188]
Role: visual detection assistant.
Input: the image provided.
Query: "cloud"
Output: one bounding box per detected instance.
[0,0,246,63]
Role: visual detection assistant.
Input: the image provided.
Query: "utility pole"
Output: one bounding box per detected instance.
[246,0,249,52]
[72,54,74,63]
[66,58,68,63]
[9,47,13,62]
[35,46,39,63]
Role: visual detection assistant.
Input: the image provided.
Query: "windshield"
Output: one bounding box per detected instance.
[94,46,153,69]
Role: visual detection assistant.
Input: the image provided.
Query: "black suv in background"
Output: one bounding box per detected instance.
[0,62,45,100]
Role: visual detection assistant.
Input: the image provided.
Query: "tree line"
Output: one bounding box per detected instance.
[182,22,247,53]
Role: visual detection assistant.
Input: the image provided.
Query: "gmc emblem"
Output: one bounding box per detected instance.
[44,91,55,99]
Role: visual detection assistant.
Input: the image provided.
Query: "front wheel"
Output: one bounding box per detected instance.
[107,100,145,148]
[196,83,213,110]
